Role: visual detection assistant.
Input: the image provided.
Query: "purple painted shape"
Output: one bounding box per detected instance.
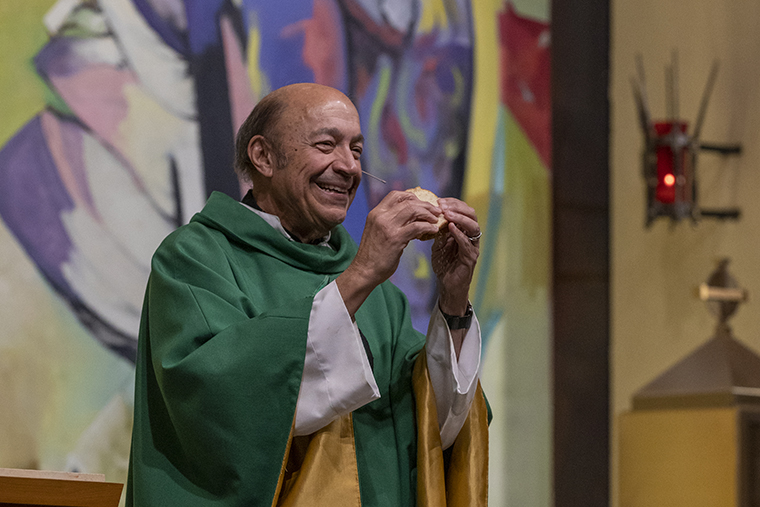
[0,112,138,362]
[132,0,190,55]
[35,36,91,78]
[185,0,227,55]
[53,114,98,217]
[0,113,76,299]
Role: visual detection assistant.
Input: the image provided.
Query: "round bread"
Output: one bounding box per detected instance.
[406,186,448,240]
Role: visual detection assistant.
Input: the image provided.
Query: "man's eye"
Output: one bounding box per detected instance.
[352,147,363,158]
[316,141,334,150]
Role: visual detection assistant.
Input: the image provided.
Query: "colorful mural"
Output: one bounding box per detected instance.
[466,0,551,504]
[241,0,475,331]
[0,0,550,505]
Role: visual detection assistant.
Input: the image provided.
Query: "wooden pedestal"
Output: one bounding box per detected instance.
[619,407,760,507]
[0,468,123,507]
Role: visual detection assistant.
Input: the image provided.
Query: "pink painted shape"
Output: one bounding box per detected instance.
[39,111,100,221]
[49,64,137,154]
[281,0,346,88]
[499,2,552,168]
[221,13,256,134]
[221,12,258,197]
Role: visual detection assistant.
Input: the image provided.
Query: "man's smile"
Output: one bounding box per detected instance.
[314,181,352,196]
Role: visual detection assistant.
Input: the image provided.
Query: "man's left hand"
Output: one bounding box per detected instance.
[432,198,480,316]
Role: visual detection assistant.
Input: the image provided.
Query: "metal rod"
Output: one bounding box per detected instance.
[635,54,653,129]
[699,143,742,155]
[699,208,741,220]
[665,62,674,121]
[630,77,651,136]
[672,49,680,121]
[692,60,720,141]
[697,283,748,302]
[362,171,386,184]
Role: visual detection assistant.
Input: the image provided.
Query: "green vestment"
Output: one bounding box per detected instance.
[127,191,427,506]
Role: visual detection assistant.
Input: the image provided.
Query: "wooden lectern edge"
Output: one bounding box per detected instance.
[0,468,105,482]
[0,469,123,507]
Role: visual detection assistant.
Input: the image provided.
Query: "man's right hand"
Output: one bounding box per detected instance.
[336,190,442,318]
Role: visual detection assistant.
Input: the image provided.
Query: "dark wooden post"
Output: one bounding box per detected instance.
[551,0,610,505]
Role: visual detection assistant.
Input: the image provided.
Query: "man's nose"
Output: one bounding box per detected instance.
[333,145,361,176]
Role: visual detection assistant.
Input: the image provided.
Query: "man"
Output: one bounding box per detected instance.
[126,83,488,506]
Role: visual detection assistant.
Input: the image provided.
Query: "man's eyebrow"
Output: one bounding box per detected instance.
[312,128,364,144]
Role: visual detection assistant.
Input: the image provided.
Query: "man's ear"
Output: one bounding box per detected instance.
[247,135,275,178]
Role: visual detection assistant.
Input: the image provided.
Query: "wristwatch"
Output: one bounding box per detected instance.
[441,303,473,330]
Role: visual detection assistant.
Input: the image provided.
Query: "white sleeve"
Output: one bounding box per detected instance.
[294,281,380,436]
[425,304,482,449]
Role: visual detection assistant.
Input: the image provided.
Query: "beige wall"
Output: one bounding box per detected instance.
[611,0,760,505]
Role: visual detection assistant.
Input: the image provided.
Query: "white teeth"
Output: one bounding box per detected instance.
[317,183,347,194]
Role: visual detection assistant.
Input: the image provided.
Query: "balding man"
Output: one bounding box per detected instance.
[126,83,488,506]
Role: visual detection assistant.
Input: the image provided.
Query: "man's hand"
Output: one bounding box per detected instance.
[337,191,442,317]
[432,198,480,316]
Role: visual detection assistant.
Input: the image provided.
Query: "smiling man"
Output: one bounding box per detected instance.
[126,83,489,506]
[243,84,365,245]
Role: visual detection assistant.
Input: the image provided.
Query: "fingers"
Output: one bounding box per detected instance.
[373,192,482,245]
[391,190,442,220]
[377,191,443,238]
[359,191,441,261]
[438,197,475,218]
[438,198,480,241]
[427,198,480,309]
[442,221,479,258]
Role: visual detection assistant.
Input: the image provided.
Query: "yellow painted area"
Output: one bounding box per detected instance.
[0,213,133,475]
[469,111,550,300]
[463,0,503,201]
[245,11,269,101]
[0,0,57,147]
[506,114,551,291]
[418,0,449,33]
[504,110,547,190]
[619,408,738,507]
[368,66,392,173]
[413,253,430,279]
[467,9,552,495]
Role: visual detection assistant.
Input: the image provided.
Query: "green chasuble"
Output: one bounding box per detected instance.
[127,191,428,506]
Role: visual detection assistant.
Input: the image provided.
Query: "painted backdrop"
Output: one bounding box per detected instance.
[0,0,550,505]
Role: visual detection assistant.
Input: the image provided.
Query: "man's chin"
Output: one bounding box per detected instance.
[315,211,348,234]
[323,213,347,229]
[316,200,351,223]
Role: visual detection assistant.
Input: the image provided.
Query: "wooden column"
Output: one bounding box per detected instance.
[551,0,611,505]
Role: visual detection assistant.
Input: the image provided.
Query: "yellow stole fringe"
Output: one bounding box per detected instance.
[271,351,489,506]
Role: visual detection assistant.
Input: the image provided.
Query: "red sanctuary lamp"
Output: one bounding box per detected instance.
[651,120,693,211]
[633,56,742,226]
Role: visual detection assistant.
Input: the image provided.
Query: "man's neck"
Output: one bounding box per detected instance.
[242,190,331,246]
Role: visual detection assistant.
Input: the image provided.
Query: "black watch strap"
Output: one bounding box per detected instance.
[442,303,473,330]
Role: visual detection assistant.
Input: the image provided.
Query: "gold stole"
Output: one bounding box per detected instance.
[413,352,489,507]
[271,351,489,506]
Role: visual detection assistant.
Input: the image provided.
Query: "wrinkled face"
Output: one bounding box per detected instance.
[266,91,364,243]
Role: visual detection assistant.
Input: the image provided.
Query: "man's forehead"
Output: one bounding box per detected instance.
[270,84,361,137]
[291,102,362,140]
[277,83,353,112]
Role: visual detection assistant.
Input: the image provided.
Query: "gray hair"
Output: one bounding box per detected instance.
[233,92,288,181]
